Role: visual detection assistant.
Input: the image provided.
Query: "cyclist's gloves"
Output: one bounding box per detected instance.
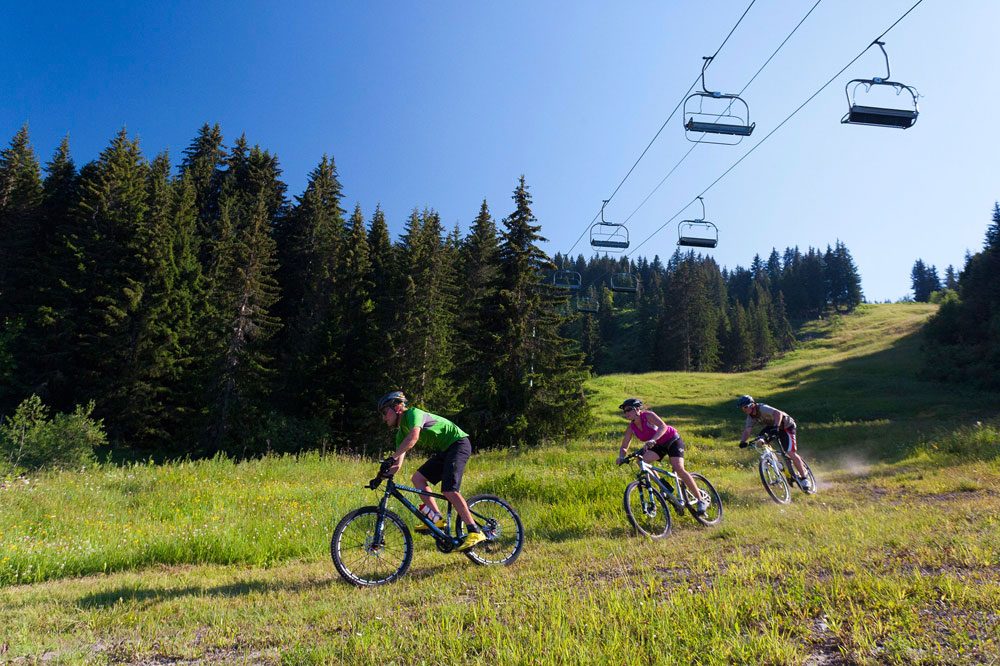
[616,456,626,466]
[738,440,748,448]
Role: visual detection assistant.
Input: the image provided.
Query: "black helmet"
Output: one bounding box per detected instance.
[377,390,407,413]
[736,395,754,408]
[619,398,643,412]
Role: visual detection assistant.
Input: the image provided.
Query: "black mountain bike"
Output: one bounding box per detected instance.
[331,458,525,586]
[619,449,723,538]
[746,428,817,504]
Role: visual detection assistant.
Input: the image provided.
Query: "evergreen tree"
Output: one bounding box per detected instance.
[454,200,502,425]
[910,259,940,302]
[722,301,753,371]
[481,176,587,446]
[274,155,346,420]
[0,125,44,324]
[198,140,285,451]
[392,209,459,411]
[339,204,382,442]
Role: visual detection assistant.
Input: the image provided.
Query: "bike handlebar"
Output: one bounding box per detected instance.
[366,457,397,489]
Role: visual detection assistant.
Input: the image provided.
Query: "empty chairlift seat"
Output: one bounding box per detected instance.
[590,222,629,251]
[841,41,919,130]
[609,272,638,293]
[677,196,719,249]
[552,270,582,290]
[683,56,755,145]
[575,296,599,314]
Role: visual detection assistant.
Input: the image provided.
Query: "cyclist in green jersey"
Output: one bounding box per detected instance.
[378,391,486,551]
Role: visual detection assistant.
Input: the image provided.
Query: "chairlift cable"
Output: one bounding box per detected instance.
[564,0,758,256]
[626,0,926,258]
[621,0,823,228]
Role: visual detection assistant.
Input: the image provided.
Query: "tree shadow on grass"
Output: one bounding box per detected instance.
[76,561,461,609]
[642,328,1000,467]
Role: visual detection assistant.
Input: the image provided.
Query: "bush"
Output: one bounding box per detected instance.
[0,395,107,471]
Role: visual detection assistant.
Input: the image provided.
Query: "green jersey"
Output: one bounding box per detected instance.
[395,407,468,453]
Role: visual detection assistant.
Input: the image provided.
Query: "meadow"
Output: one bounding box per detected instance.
[1,303,998,665]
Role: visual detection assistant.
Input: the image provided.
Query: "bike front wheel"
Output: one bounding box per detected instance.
[623,479,672,538]
[799,460,817,494]
[759,457,791,504]
[685,473,723,526]
[456,494,525,566]
[331,506,413,587]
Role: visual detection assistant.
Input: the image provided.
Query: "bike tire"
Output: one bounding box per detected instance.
[331,506,413,587]
[800,460,817,494]
[759,458,792,504]
[456,494,525,566]
[623,479,672,538]
[685,473,723,526]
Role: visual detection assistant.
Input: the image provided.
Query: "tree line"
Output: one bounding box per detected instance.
[554,239,863,374]
[920,203,1000,389]
[0,123,867,459]
[0,124,587,457]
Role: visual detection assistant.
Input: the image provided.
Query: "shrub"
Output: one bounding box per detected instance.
[0,395,107,471]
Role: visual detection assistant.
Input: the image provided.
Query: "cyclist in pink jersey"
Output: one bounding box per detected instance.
[616,398,708,514]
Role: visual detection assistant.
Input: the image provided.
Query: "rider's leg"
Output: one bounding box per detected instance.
[412,470,444,516]
[669,456,701,496]
[441,438,477,527]
[779,428,808,479]
[443,490,475,525]
[640,449,662,480]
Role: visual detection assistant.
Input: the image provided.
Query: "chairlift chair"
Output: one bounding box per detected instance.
[609,272,638,293]
[590,200,630,252]
[842,41,919,129]
[683,56,755,145]
[576,295,599,314]
[677,196,719,249]
[552,270,582,290]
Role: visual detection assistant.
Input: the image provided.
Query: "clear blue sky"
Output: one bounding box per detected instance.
[4,1,997,301]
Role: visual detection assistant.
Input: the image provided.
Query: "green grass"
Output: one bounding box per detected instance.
[1,303,999,664]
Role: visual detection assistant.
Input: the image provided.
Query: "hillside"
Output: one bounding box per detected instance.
[1,303,998,665]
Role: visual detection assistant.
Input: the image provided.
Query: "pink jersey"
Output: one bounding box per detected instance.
[629,411,679,444]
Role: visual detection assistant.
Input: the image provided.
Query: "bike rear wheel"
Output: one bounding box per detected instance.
[759,458,791,504]
[456,494,525,566]
[623,479,671,538]
[331,506,413,586]
[685,473,723,526]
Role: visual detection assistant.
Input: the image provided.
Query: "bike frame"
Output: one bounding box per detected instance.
[369,476,494,552]
[636,459,690,512]
[752,432,801,484]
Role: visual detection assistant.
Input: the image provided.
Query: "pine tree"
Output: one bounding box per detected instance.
[0,125,44,324]
[64,130,151,437]
[722,301,753,371]
[198,140,285,451]
[481,176,588,446]
[392,209,459,411]
[454,200,502,425]
[339,204,382,444]
[274,155,346,420]
[17,137,79,410]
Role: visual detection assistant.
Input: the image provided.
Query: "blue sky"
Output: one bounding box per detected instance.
[4,1,997,301]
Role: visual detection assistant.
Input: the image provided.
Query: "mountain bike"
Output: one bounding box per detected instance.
[331,458,525,586]
[745,428,817,504]
[618,449,723,538]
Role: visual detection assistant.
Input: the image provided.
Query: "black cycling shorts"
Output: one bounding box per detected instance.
[416,437,472,492]
[649,436,685,460]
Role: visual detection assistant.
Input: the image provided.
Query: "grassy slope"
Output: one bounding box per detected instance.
[1,303,998,665]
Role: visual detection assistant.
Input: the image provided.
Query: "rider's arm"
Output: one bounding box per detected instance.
[619,429,634,459]
[740,413,754,444]
[392,427,421,467]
